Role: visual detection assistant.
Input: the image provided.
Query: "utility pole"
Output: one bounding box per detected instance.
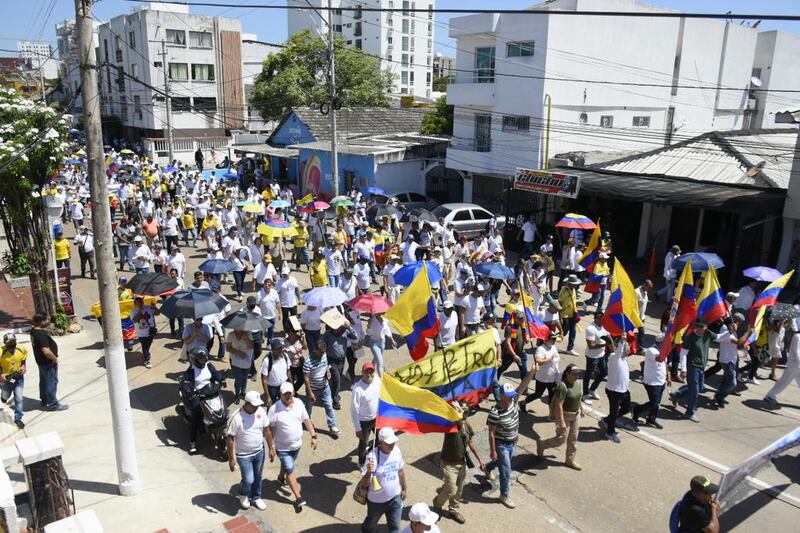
[159,40,174,163]
[75,0,141,496]
[327,0,339,197]
[38,53,46,103]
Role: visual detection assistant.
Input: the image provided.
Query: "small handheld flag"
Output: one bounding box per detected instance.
[658,260,696,361]
[602,259,644,335]
[376,373,461,434]
[385,263,440,360]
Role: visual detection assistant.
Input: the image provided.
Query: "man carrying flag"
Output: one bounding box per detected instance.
[748,270,794,341]
[659,260,697,363]
[669,319,717,423]
[695,267,730,326]
[385,263,440,360]
[602,259,644,339]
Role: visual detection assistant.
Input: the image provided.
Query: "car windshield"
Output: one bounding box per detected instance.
[432,205,452,218]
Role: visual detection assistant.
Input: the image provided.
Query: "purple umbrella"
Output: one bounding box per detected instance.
[743,266,783,282]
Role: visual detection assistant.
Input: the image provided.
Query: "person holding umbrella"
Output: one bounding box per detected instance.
[132,297,159,369]
[182,317,212,364]
[226,327,255,404]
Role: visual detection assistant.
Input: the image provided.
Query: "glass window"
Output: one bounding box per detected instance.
[474,47,495,83]
[131,63,139,80]
[471,209,492,221]
[502,115,530,132]
[453,210,472,222]
[600,115,614,128]
[401,71,408,85]
[579,112,588,124]
[171,97,191,111]
[402,36,409,51]
[189,31,213,48]
[475,114,492,152]
[632,116,651,127]
[507,41,535,57]
[402,19,410,33]
[355,39,362,50]
[128,31,136,50]
[166,29,186,46]
[402,54,408,66]
[432,206,452,218]
[194,97,216,111]
[191,64,215,81]
[168,63,188,81]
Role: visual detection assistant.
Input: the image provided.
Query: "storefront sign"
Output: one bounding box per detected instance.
[514,168,580,198]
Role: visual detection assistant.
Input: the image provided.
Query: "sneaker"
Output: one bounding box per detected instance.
[714,398,725,408]
[632,411,641,426]
[294,498,307,510]
[581,394,593,405]
[252,498,267,510]
[51,403,69,411]
[15,420,25,430]
[590,391,601,400]
[747,378,760,385]
[144,361,152,369]
[330,426,341,436]
[606,432,621,443]
[647,421,663,430]
[500,495,516,509]
[518,400,528,414]
[332,403,341,410]
[565,460,582,471]
[688,414,700,423]
[764,396,778,406]
[566,349,579,356]
[238,494,251,510]
[233,395,241,405]
[669,393,678,407]
[189,442,198,454]
[449,510,466,524]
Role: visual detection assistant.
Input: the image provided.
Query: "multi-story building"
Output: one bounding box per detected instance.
[432,53,454,80]
[287,0,435,99]
[17,40,59,79]
[445,0,763,201]
[97,2,245,140]
[241,35,282,132]
[56,19,99,117]
[749,31,800,130]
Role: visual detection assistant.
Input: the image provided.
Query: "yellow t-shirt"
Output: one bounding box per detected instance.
[182,213,195,229]
[0,346,27,375]
[292,227,309,248]
[310,260,328,287]
[54,238,70,260]
[558,287,577,318]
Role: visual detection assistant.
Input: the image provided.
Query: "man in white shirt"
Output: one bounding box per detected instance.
[162,209,181,250]
[226,391,269,511]
[713,315,745,407]
[359,427,407,532]
[257,279,280,343]
[73,225,95,278]
[517,214,540,257]
[266,381,317,511]
[632,341,670,429]
[401,234,419,265]
[325,244,344,288]
[339,268,358,300]
[253,255,278,288]
[222,227,242,260]
[602,338,631,444]
[167,245,186,281]
[460,285,485,337]
[634,279,653,353]
[350,361,380,465]
[130,236,153,274]
[275,267,300,324]
[733,280,758,314]
[261,339,291,404]
[382,255,402,303]
[659,245,681,303]
[353,257,372,295]
[438,301,459,347]
[582,311,609,404]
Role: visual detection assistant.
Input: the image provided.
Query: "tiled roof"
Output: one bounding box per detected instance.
[274,106,429,143]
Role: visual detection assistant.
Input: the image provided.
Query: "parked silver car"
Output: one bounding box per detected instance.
[432,203,507,239]
[371,191,438,210]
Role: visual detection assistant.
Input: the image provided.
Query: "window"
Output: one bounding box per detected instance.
[453,210,472,222]
[401,71,408,85]
[103,39,109,61]
[194,97,216,111]
[133,95,142,120]
[410,71,414,83]
[131,63,139,80]
[386,54,392,62]
[402,1,409,15]
[471,209,492,221]
[426,72,431,84]
[507,41,535,57]
[474,47,495,83]
[166,29,186,46]
[354,22,362,36]
[388,35,393,44]
[475,114,492,152]
[128,31,136,50]
[632,116,651,127]
[168,63,188,81]
[116,66,125,92]
[347,40,352,45]
[402,19,410,33]
[402,54,408,66]
[502,115,530,132]
[600,115,614,128]
[354,5,362,19]
[402,36,409,51]
[154,61,162,69]
[189,31,212,48]
[428,4,434,19]
[579,112,588,124]
[191,64,215,81]
[334,24,342,32]
[171,97,191,111]
[334,8,342,15]
[355,39,362,50]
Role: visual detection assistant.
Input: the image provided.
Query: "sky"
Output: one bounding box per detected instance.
[2,0,799,59]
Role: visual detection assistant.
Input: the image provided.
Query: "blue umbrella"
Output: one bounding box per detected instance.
[671,252,724,273]
[160,289,229,319]
[66,159,82,164]
[269,199,291,209]
[164,165,178,173]
[303,287,349,308]
[474,262,516,280]
[362,185,386,196]
[198,258,237,274]
[222,172,239,180]
[394,261,443,287]
[743,266,782,282]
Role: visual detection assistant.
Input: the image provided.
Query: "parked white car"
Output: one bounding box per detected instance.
[432,203,506,239]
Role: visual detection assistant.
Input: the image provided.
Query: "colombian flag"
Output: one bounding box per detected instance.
[748,270,794,343]
[578,223,601,273]
[376,373,460,434]
[520,290,552,340]
[104,155,118,177]
[385,263,440,360]
[602,259,644,335]
[658,260,696,361]
[695,266,729,325]
[297,193,315,213]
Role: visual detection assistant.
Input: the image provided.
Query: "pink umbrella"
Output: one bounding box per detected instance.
[555,213,596,230]
[313,200,330,210]
[348,294,393,314]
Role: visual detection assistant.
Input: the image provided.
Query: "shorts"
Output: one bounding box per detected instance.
[277,449,300,473]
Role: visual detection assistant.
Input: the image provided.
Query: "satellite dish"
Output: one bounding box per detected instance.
[751,76,763,87]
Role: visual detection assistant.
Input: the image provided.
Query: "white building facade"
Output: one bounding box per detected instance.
[445,0,761,198]
[56,20,99,117]
[97,2,245,140]
[288,0,435,99]
[750,31,800,130]
[17,40,59,79]
[241,36,282,132]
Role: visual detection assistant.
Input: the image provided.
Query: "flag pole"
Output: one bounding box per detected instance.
[426,262,457,403]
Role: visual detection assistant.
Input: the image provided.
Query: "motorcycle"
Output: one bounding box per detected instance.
[176,379,230,460]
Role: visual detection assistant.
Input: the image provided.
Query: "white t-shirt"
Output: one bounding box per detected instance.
[461,295,484,325]
[254,262,278,286]
[642,347,667,386]
[521,221,537,242]
[325,249,344,276]
[734,285,755,310]
[132,306,157,338]
[276,276,299,307]
[439,311,459,346]
[164,216,180,236]
[260,353,290,387]
[382,263,400,287]
[362,446,404,503]
[193,365,213,391]
[402,241,418,265]
[167,253,186,279]
[300,308,322,331]
[267,399,309,452]
[340,276,357,300]
[226,406,268,456]
[354,262,371,290]
[227,333,253,370]
[717,329,740,364]
[606,342,630,393]
[585,323,608,359]
[534,344,560,383]
[257,288,280,320]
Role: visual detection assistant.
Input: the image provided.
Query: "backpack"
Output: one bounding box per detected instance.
[669,500,682,533]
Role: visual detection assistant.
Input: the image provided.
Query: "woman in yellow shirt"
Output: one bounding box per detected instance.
[201,212,221,247]
[53,231,71,269]
[292,221,310,271]
[182,207,197,247]
[309,250,328,288]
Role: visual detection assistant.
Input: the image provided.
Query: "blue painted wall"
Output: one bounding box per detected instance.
[297,147,376,199]
[270,113,316,147]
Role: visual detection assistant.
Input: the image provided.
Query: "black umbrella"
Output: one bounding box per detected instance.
[766,303,800,321]
[160,289,229,319]
[220,311,271,332]
[367,204,401,221]
[125,272,179,296]
[401,208,437,223]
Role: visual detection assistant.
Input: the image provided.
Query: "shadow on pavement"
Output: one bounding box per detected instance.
[156,414,187,449]
[408,451,440,479]
[77,341,104,351]
[772,453,800,484]
[720,483,791,530]
[742,398,800,412]
[94,353,142,370]
[130,381,181,411]
[302,525,361,533]
[192,487,238,516]
[66,478,120,496]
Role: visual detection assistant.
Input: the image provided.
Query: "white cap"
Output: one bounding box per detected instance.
[281,265,291,275]
[443,300,454,309]
[244,390,264,406]
[279,382,294,395]
[134,235,143,242]
[378,427,398,444]
[408,502,439,526]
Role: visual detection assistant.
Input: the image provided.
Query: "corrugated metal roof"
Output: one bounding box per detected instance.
[594,129,797,189]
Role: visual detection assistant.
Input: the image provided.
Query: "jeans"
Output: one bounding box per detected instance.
[329,358,344,406]
[232,270,246,297]
[118,245,129,270]
[294,247,310,270]
[170,316,185,336]
[0,377,24,422]
[633,384,665,423]
[714,361,737,403]
[562,317,577,351]
[232,366,249,397]
[182,228,197,247]
[583,356,608,395]
[78,249,96,277]
[357,418,376,465]
[369,338,385,375]
[139,335,154,363]
[277,449,300,473]
[305,384,337,429]
[328,274,341,288]
[521,241,535,258]
[485,439,515,496]
[604,389,631,435]
[674,366,705,417]
[362,493,403,533]
[237,448,265,500]
[38,364,60,408]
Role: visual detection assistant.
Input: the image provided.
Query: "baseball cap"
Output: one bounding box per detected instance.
[119,276,128,283]
[281,266,291,275]
[244,390,264,406]
[362,361,376,372]
[270,338,285,350]
[408,502,439,526]
[279,382,294,395]
[501,383,518,398]
[3,333,16,344]
[690,475,719,495]
[443,300,454,309]
[378,427,399,444]
[134,235,143,242]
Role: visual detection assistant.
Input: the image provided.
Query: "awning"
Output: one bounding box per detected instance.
[232,144,299,158]
[558,167,786,212]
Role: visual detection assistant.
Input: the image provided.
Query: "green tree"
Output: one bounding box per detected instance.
[420,96,453,136]
[432,75,454,92]
[251,30,394,120]
[0,88,70,316]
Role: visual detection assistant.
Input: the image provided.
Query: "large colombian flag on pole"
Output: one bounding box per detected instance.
[578,223,601,273]
[658,260,696,361]
[748,270,794,342]
[297,193,315,213]
[601,259,644,335]
[696,266,730,325]
[376,373,461,434]
[520,289,552,340]
[385,263,440,360]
